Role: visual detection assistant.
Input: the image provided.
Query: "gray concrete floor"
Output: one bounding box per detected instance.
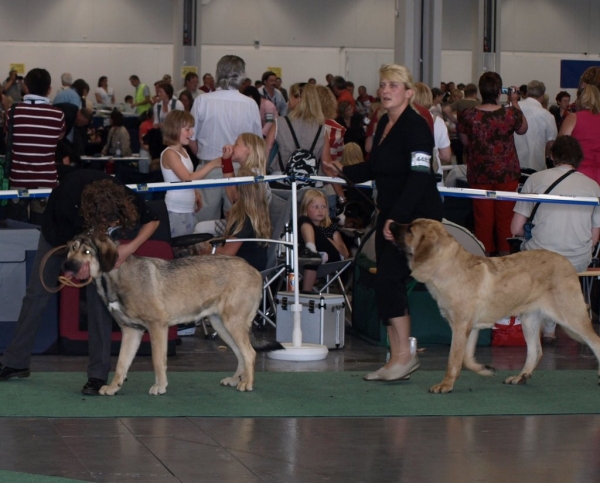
[2,326,600,483]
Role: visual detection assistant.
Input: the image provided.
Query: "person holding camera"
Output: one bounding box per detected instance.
[458,72,528,256]
[2,69,25,102]
[511,135,600,343]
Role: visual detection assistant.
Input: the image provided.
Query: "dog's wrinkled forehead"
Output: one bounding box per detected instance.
[406,219,439,248]
[68,236,96,256]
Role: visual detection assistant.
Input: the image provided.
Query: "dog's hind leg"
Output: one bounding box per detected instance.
[504,312,542,385]
[147,324,169,395]
[462,328,495,377]
[99,327,144,396]
[429,323,471,394]
[226,318,257,392]
[212,312,256,392]
[559,312,600,385]
[208,315,250,390]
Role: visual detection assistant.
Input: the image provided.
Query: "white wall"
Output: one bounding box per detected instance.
[0,41,172,103]
[199,0,395,49]
[0,0,173,44]
[439,50,584,102]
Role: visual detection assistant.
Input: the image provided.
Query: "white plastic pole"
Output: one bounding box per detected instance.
[290,179,303,348]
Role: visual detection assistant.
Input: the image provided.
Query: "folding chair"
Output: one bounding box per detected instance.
[271,187,357,320]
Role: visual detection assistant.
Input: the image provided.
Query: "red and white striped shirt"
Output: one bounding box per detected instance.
[7,95,65,189]
[324,118,346,162]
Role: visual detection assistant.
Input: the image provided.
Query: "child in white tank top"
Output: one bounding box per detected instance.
[160,110,221,236]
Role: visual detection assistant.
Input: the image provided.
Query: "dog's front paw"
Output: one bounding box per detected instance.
[236,380,254,392]
[479,364,496,376]
[149,384,167,395]
[429,382,454,394]
[503,373,530,385]
[220,376,239,387]
[99,385,119,396]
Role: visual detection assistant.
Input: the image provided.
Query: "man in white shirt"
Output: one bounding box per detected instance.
[189,55,262,221]
[512,135,600,342]
[514,80,557,172]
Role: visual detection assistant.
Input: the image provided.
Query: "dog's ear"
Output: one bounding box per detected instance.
[389,222,412,244]
[94,238,119,273]
[412,222,439,264]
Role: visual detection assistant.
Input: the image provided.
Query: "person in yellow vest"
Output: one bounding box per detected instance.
[129,75,152,114]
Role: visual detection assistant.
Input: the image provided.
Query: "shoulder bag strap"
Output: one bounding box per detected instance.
[309,125,323,154]
[309,125,323,172]
[528,169,576,223]
[284,116,301,150]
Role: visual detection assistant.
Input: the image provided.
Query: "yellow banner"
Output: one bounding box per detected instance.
[267,67,282,79]
[181,66,198,78]
[10,63,25,75]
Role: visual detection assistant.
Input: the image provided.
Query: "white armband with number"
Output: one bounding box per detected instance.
[411,151,432,173]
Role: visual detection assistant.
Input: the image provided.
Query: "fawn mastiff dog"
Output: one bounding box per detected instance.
[391,218,600,393]
[63,234,282,395]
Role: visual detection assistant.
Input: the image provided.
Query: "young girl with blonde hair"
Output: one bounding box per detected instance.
[195,133,272,271]
[298,189,349,292]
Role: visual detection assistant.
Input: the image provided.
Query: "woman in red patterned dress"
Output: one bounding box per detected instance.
[458,72,528,255]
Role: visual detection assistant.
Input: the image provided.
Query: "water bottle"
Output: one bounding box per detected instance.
[409,337,418,355]
[115,140,122,158]
[287,272,295,292]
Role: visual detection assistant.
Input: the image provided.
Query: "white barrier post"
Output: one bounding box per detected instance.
[267,178,328,361]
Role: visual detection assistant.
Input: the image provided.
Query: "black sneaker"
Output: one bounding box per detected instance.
[81,377,107,396]
[297,247,323,265]
[0,364,30,381]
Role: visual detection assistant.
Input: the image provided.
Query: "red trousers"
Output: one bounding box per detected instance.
[470,180,518,254]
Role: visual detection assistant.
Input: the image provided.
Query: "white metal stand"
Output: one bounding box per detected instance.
[267,180,329,361]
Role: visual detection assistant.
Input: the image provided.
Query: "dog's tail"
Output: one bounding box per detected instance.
[250,332,285,352]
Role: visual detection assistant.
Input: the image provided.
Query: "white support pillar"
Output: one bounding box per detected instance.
[172,0,202,89]
[394,0,443,85]
[421,0,443,88]
[472,0,502,80]
[394,0,421,78]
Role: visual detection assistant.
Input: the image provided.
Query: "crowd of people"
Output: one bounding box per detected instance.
[1,55,600,387]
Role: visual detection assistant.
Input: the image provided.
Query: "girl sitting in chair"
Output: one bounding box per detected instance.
[195,133,272,271]
[299,189,350,292]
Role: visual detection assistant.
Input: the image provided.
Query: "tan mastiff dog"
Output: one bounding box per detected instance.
[392,218,600,393]
[63,234,282,395]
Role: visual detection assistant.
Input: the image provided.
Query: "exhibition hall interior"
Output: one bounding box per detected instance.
[1,1,600,482]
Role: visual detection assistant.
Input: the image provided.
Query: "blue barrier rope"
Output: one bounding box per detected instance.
[0,173,598,206]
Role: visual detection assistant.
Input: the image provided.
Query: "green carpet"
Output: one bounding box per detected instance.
[0,470,88,483]
[1,371,599,418]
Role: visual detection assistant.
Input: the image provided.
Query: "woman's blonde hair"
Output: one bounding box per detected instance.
[341,142,364,167]
[316,85,338,119]
[224,133,272,243]
[413,82,433,109]
[577,84,600,115]
[288,82,302,100]
[300,189,332,228]
[379,64,415,100]
[162,110,194,145]
[288,83,325,124]
[237,132,267,176]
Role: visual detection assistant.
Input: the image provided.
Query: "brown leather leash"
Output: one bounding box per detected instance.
[39,244,92,293]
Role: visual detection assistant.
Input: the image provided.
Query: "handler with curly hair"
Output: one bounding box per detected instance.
[0,170,159,395]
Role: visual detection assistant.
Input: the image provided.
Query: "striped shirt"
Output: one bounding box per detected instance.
[8,94,65,189]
